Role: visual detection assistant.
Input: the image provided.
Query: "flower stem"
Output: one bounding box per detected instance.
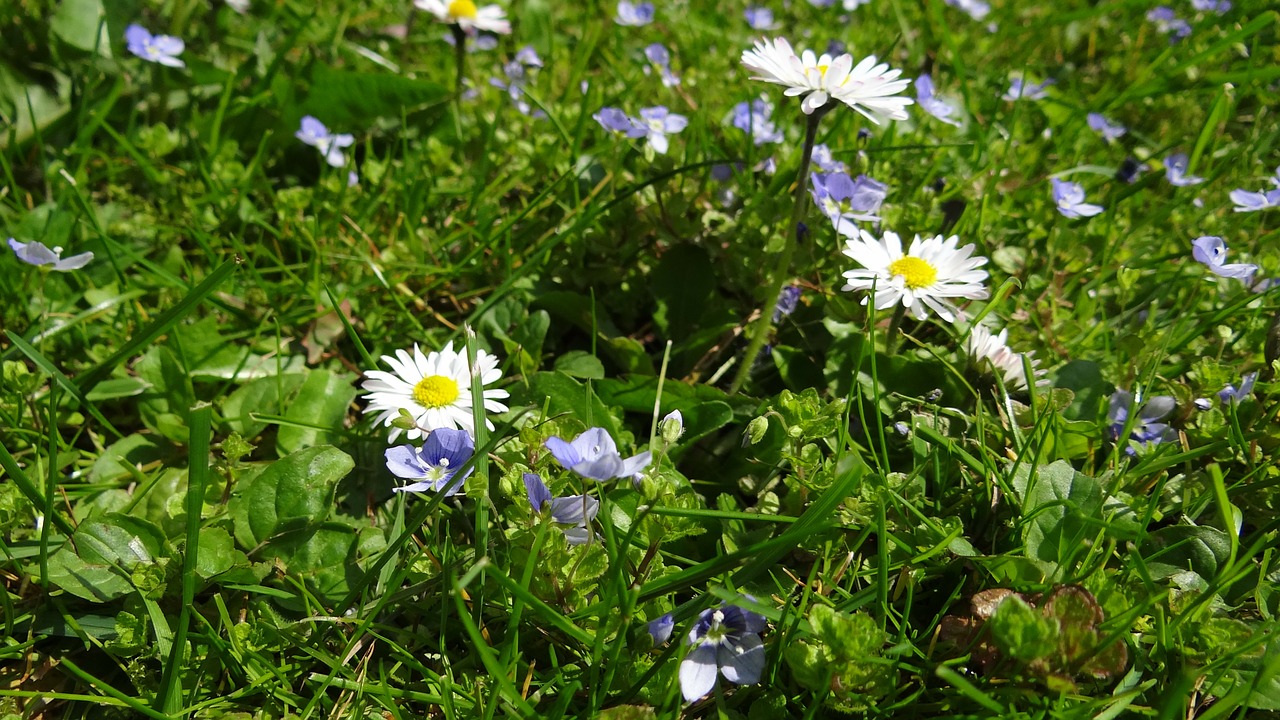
[451,25,468,101]
[884,303,908,356]
[728,107,826,395]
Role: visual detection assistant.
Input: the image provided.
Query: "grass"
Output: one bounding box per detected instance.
[3,0,1280,717]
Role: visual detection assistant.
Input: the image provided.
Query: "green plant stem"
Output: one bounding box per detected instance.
[729,107,827,395]
[451,25,468,103]
[884,303,908,356]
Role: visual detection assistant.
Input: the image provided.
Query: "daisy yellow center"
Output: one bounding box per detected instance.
[448,0,479,18]
[413,375,461,408]
[889,256,938,290]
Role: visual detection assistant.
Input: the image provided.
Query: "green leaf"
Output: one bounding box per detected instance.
[229,446,353,551]
[1009,461,1104,565]
[275,369,357,455]
[553,351,605,380]
[45,514,170,603]
[222,373,307,438]
[50,0,110,54]
[195,527,248,581]
[1139,524,1232,581]
[651,244,713,341]
[296,67,447,129]
[255,522,361,607]
[521,372,619,439]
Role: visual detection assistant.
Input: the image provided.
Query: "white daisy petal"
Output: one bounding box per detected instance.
[360,341,507,442]
[742,36,912,119]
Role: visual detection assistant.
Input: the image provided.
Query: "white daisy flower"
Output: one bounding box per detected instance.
[965,325,1046,391]
[415,0,511,35]
[740,36,913,121]
[361,342,509,442]
[841,230,989,323]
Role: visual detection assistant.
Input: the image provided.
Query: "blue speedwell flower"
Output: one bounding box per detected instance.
[915,74,961,127]
[643,44,681,87]
[523,472,598,545]
[1231,187,1280,213]
[8,238,93,271]
[1164,153,1204,186]
[648,614,675,644]
[1219,372,1257,405]
[545,427,652,481]
[1192,0,1231,13]
[1108,391,1177,455]
[1051,178,1104,218]
[946,0,990,21]
[125,24,185,67]
[633,107,688,155]
[1087,113,1126,143]
[615,0,654,26]
[810,171,888,235]
[810,144,846,173]
[772,285,802,322]
[731,98,784,145]
[743,7,777,30]
[296,116,355,168]
[1147,7,1191,41]
[1003,77,1053,101]
[385,428,475,495]
[680,604,768,702]
[1191,236,1258,284]
[490,46,545,116]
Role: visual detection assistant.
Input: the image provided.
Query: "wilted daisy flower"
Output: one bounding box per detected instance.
[296,116,355,168]
[361,342,509,442]
[385,428,475,495]
[811,171,887,234]
[1146,7,1191,40]
[615,0,655,26]
[125,24,185,67]
[966,325,1046,391]
[740,37,913,121]
[841,230,989,322]
[1051,178,1104,218]
[643,44,681,87]
[915,74,961,127]
[8,238,93,271]
[1163,153,1204,186]
[416,0,511,35]
[1086,113,1126,143]
[1191,236,1258,284]
[1002,77,1053,102]
[731,97,784,145]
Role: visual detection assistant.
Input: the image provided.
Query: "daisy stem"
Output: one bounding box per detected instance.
[884,303,908,356]
[451,25,468,102]
[728,109,825,395]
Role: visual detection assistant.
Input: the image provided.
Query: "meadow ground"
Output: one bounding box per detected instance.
[2,0,1280,717]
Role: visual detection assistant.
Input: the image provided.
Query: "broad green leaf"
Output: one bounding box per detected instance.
[275,368,357,455]
[1009,461,1103,566]
[1140,525,1232,581]
[45,514,170,602]
[222,373,307,438]
[50,0,110,53]
[522,372,619,439]
[229,446,353,551]
[553,351,605,380]
[651,244,713,341]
